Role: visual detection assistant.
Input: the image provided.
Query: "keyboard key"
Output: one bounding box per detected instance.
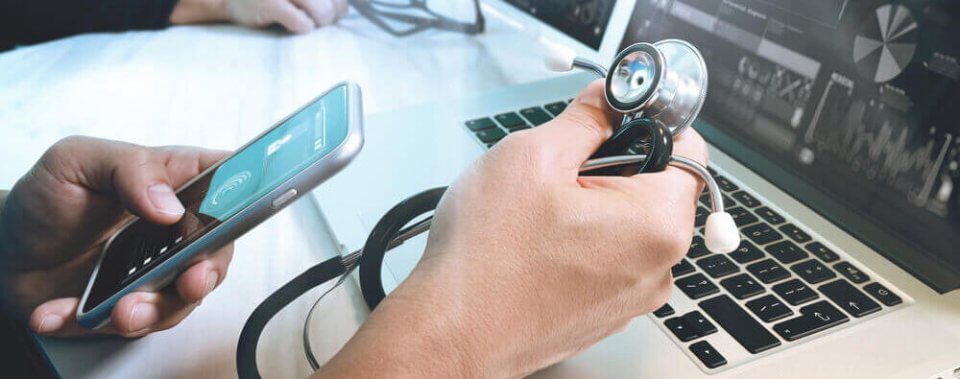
[729,240,764,264]
[688,236,710,258]
[728,206,759,227]
[543,101,567,116]
[765,240,809,264]
[701,192,736,208]
[465,117,496,131]
[653,304,675,318]
[773,279,819,305]
[754,206,785,225]
[682,311,717,336]
[715,175,739,192]
[790,259,836,284]
[676,273,720,299]
[664,317,699,342]
[699,295,781,353]
[474,128,506,143]
[747,259,791,284]
[746,294,793,322]
[697,255,739,278]
[805,242,840,262]
[779,224,812,243]
[519,107,553,126]
[731,191,761,208]
[689,341,727,369]
[695,206,710,227]
[819,280,881,317]
[834,261,870,283]
[494,112,528,131]
[720,273,765,299]
[773,300,848,341]
[864,282,902,306]
[743,223,783,245]
[672,259,695,277]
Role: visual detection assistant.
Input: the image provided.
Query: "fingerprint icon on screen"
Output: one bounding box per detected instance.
[210,170,253,208]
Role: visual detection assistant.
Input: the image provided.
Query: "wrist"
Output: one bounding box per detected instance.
[170,0,229,24]
[318,271,492,377]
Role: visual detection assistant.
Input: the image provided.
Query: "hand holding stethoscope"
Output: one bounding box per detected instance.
[237,39,741,378]
[546,39,740,254]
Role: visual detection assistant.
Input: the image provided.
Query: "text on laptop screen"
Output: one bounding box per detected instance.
[619,0,959,289]
[504,0,617,49]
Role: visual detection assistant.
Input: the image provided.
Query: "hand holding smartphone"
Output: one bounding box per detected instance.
[77,82,364,328]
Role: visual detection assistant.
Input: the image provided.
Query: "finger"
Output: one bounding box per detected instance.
[174,243,235,304]
[43,137,185,225]
[525,80,622,171]
[625,130,709,210]
[269,0,317,34]
[155,146,230,188]
[111,291,197,337]
[30,297,118,337]
[333,0,349,19]
[295,0,337,26]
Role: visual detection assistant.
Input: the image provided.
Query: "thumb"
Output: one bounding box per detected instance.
[525,80,621,171]
[43,137,185,225]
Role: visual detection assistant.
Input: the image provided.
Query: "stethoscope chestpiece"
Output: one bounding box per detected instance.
[602,40,708,137]
[605,43,664,114]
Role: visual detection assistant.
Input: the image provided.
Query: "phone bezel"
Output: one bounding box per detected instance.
[76,82,364,328]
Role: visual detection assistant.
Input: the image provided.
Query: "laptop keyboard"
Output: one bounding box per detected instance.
[462,100,907,373]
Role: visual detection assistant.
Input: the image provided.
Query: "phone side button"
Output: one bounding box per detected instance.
[271,189,299,209]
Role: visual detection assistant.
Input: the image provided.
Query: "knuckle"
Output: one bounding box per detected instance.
[558,107,605,142]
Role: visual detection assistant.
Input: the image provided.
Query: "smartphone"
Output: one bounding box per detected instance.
[77,82,364,328]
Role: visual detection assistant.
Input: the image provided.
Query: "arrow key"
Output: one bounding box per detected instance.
[689,341,727,369]
[773,300,849,341]
[665,317,699,342]
[818,279,881,317]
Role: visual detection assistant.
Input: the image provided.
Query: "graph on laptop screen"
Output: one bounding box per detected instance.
[502,0,617,49]
[619,0,959,290]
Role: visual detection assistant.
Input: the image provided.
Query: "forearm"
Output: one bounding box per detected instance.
[0,0,181,51]
[170,0,228,25]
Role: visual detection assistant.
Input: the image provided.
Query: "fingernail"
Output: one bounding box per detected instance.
[148,184,185,215]
[128,303,158,334]
[37,314,64,334]
[203,271,219,298]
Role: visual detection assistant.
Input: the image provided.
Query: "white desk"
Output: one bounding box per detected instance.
[0,12,551,378]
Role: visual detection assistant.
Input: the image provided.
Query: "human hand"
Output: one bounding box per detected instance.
[170,0,349,34]
[0,137,234,338]
[319,80,708,377]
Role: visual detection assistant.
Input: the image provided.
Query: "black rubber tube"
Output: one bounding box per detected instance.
[358,187,446,310]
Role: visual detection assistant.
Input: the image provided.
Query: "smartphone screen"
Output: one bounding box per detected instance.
[83,85,351,313]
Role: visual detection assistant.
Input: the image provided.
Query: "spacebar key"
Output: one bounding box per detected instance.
[699,295,781,354]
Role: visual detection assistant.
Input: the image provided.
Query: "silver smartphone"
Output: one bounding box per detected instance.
[77,82,364,328]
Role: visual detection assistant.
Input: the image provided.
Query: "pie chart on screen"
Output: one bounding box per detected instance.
[853,4,918,83]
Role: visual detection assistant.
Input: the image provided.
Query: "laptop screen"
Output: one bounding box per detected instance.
[502,0,618,49]
[619,0,960,292]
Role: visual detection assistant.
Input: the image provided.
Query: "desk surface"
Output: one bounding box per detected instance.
[0,12,551,378]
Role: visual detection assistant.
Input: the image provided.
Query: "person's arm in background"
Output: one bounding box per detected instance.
[0,0,348,52]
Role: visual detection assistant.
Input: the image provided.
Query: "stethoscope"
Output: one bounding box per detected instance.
[236,39,740,378]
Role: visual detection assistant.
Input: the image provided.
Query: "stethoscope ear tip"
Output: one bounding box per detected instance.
[704,212,740,254]
[543,41,577,72]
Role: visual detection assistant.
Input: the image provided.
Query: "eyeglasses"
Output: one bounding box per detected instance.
[349,0,485,37]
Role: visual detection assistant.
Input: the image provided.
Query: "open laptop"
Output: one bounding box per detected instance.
[313,0,960,377]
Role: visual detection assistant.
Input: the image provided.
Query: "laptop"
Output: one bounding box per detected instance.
[313,0,960,377]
